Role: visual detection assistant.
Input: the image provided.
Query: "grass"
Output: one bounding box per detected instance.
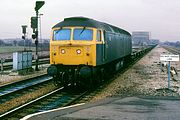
[0,46,36,53]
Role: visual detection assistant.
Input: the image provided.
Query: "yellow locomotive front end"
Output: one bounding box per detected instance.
[48,25,102,87]
[50,27,96,66]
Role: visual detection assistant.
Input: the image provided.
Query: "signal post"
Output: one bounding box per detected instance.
[31,1,45,71]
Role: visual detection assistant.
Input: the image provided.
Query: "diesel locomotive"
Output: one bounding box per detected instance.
[47,17,132,87]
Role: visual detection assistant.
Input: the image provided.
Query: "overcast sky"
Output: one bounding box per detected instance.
[0,0,180,42]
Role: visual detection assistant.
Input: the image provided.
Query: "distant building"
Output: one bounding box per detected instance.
[149,39,159,45]
[132,31,150,46]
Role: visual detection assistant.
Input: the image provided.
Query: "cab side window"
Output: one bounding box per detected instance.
[96,30,101,42]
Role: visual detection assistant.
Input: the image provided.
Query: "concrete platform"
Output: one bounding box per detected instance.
[21,96,180,120]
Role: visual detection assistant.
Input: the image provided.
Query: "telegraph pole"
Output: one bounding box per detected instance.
[31,1,45,71]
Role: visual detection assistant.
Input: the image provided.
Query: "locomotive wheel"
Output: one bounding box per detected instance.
[53,77,58,86]
[79,77,94,90]
[100,68,105,82]
[89,78,94,89]
[94,71,102,86]
[53,75,61,87]
[61,72,69,88]
[53,72,67,87]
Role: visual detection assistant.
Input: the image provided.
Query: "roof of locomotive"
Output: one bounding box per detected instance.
[53,17,131,36]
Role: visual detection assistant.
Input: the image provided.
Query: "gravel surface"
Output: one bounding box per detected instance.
[90,46,180,102]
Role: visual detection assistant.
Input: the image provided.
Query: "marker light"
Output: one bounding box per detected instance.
[61,49,65,54]
[76,49,81,54]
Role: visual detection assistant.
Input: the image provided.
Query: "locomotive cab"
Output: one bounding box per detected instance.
[50,27,104,66]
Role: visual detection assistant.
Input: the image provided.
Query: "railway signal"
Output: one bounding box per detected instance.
[22,25,27,34]
[31,17,37,29]
[32,33,37,39]
[31,1,45,71]
[35,1,45,11]
[21,25,27,50]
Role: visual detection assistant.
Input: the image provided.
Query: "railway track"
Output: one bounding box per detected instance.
[2,59,49,70]
[162,46,180,55]
[0,46,156,119]
[0,74,52,104]
[75,46,156,104]
[0,86,87,119]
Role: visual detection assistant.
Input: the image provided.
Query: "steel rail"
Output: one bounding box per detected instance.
[0,86,87,119]
[0,75,52,103]
[0,87,64,119]
[162,46,180,55]
[2,59,49,70]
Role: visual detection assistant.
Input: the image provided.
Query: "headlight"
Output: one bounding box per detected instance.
[61,49,65,54]
[76,49,81,54]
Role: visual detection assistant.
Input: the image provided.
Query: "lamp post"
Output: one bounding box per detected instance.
[39,13,43,68]
[39,14,43,45]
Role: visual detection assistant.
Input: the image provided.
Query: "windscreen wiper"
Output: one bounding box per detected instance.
[55,27,62,34]
[79,27,86,35]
